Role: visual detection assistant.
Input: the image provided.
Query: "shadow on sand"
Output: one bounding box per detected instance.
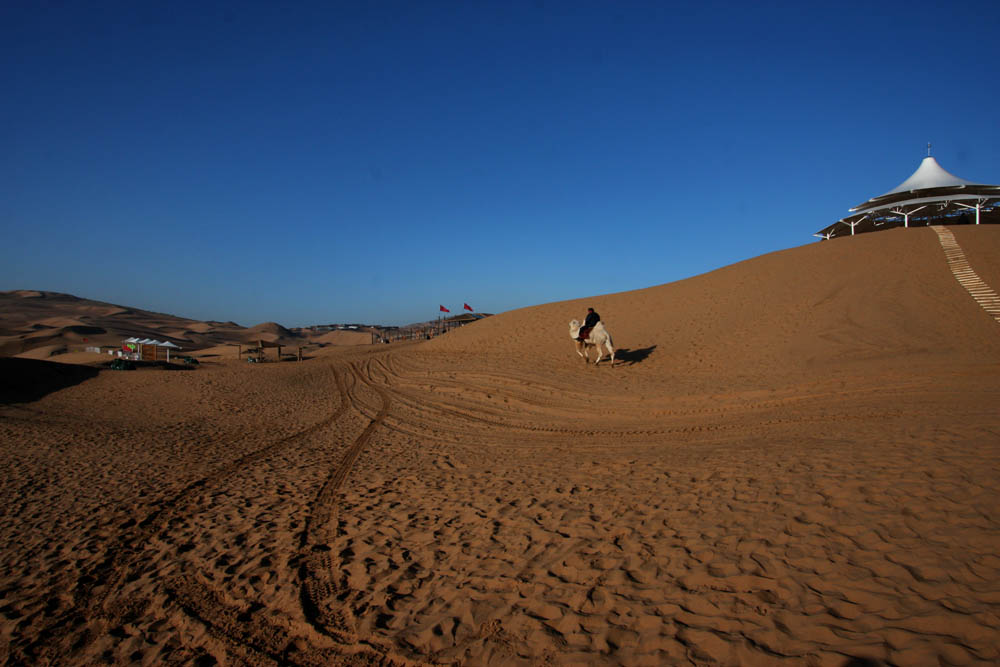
[0,357,100,405]
[614,345,657,366]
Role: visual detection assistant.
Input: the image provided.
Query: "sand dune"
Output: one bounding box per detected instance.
[247,321,294,334]
[428,226,1000,384]
[0,292,370,358]
[12,343,69,359]
[185,322,216,333]
[1,226,999,665]
[35,317,92,328]
[240,322,302,345]
[315,330,374,346]
[0,291,222,354]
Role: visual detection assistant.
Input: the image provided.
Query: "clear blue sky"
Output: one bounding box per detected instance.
[3,1,999,327]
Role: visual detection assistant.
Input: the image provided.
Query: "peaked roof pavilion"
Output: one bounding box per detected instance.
[815,153,1000,240]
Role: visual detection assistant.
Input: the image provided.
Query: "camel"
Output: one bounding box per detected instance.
[569,319,615,366]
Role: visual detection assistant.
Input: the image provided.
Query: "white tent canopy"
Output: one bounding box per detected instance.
[880,156,979,197]
[122,337,181,348]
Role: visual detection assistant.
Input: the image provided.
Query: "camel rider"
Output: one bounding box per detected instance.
[578,307,601,341]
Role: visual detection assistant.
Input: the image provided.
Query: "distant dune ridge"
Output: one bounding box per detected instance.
[1,226,999,665]
[242,321,296,344]
[0,291,373,358]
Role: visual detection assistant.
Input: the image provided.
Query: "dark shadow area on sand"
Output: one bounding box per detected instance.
[0,357,100,405]
[103,360,199,372]
[130,361,198,371]
[615,345,656,366]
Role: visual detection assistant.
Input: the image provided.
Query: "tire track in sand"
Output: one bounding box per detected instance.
[15,365,354,665]
[298,360,392,644]
[164,358,395,665]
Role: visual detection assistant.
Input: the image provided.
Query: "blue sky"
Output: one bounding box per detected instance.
[3,1,999,327]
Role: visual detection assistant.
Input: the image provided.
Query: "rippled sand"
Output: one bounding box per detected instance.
[2,226,999,665]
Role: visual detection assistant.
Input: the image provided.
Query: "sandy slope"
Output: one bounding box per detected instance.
[1,226,999,666]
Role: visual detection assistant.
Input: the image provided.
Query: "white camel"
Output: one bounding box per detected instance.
[569,319,615,366]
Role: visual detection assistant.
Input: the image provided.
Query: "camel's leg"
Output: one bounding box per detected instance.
[575,341,588,363]
[606,340,615,367]
[594,345,603,366]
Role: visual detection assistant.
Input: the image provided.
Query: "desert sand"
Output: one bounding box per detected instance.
[2,225,999,665]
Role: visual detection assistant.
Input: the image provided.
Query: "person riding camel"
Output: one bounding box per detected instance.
[578,307,601,341]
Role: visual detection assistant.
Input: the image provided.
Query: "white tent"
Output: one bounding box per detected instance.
[880,156,978,196]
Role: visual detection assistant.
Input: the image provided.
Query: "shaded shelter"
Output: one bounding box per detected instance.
[122,337,181,362]
[237,340,302,362]
[815,152,1000,240]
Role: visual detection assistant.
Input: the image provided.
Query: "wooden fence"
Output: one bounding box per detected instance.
[371,318,471,344]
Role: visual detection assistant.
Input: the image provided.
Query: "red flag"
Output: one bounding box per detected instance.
[439,305,450,313]
[464,303,473,311]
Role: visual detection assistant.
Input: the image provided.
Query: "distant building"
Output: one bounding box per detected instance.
[815,151,1000,240]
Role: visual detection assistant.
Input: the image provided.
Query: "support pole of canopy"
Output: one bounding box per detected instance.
[953,198,987,225]
[841,214,869,236]
[891,205,927,228]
